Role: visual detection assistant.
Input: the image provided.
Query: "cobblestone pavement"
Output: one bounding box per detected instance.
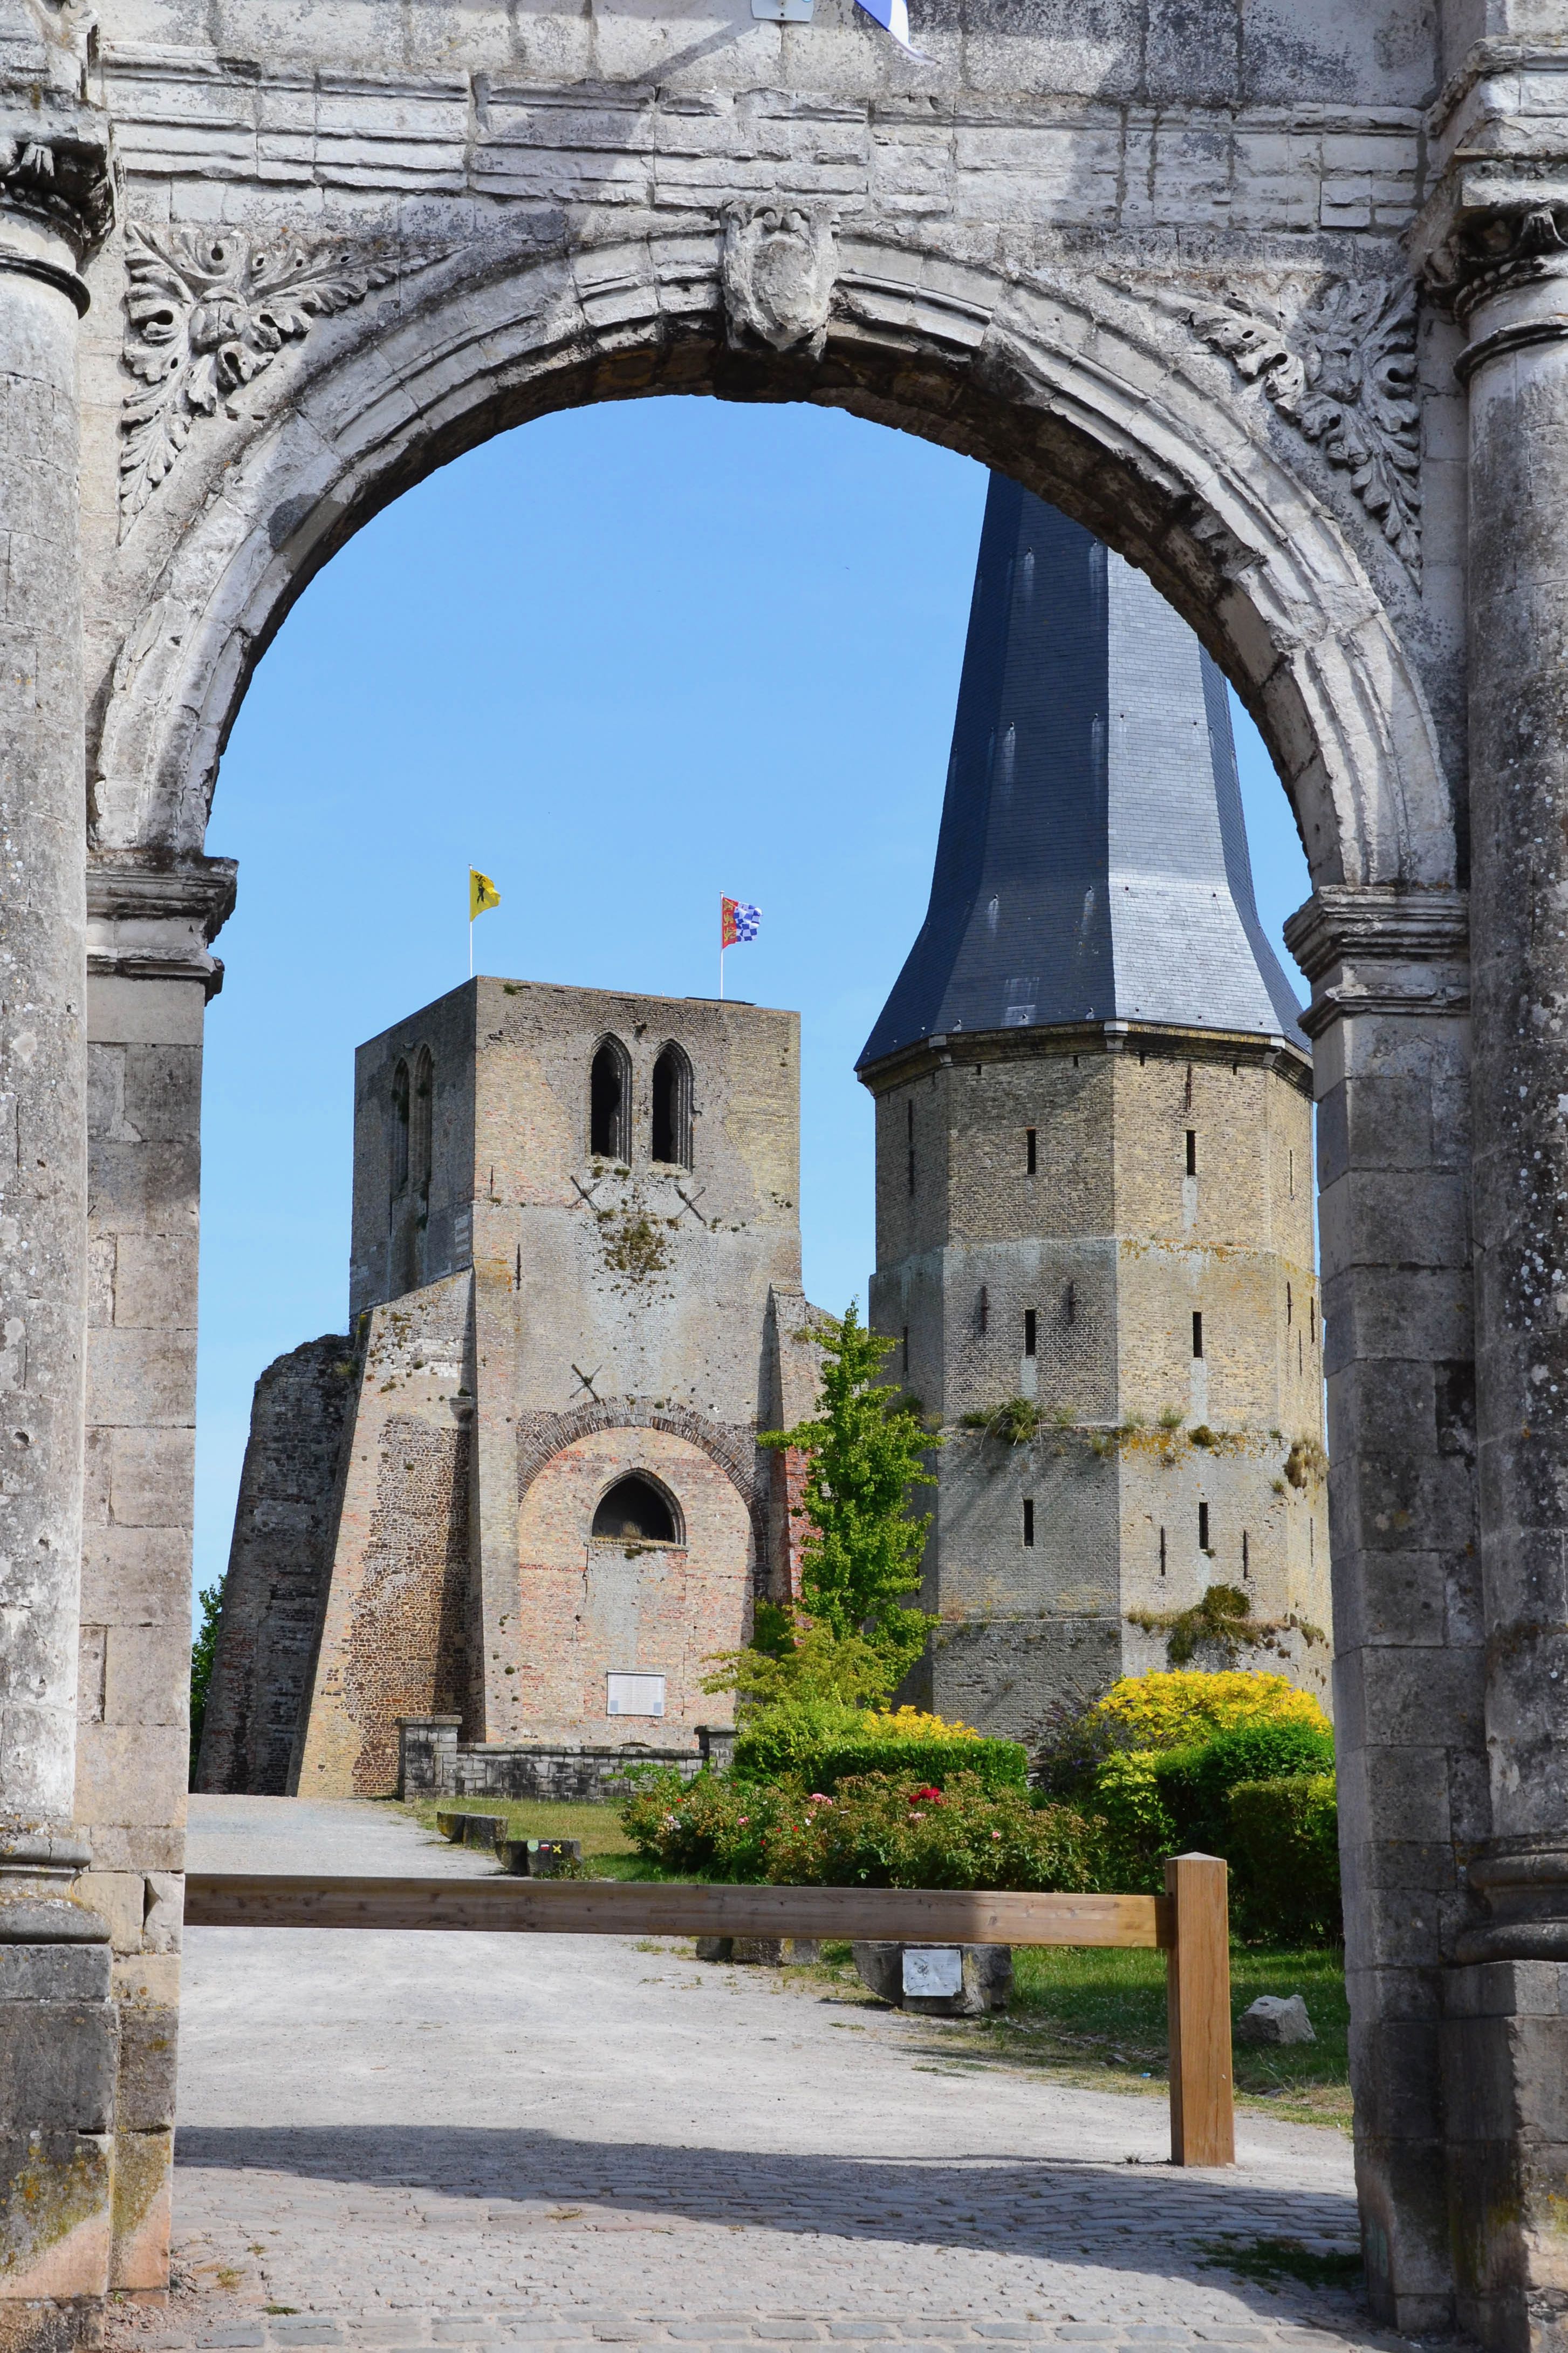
[114,1800,1405,2353]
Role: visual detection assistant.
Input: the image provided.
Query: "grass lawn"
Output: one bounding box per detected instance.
[398,1792,665,1878]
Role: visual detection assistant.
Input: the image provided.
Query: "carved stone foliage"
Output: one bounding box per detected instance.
[119,221,434,533]
[721,202,837,357]
[0,129,113,255]
[1169,277,1421,579]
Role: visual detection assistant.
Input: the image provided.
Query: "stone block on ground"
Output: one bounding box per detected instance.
[851,1940,1012,2015]
[1236,1994,1315,2045]
[496,1838,581,1877]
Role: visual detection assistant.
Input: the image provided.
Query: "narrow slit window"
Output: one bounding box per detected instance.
[1024,1308,1037,1358]
[978,1284,989,1334]
[1242,1529,1250,1580]
[1289,1148,1295,1196]
[1287,1282,1293,1326]
[1184,1063,1194,1109]
[1159,1525,1167,1578]
[1192,1310,1204,1359]
[1023,1498,1035,1548]
[1299,1332,1304,1376]
[1065,1281,1076,1326]
[590,1035,632,1161]
[1199,1501,1210,1552]
[1185,1129,1197,1177]
[391,1059,410,1198]
[1310,1297,1316,1342]
[410,1047,434,1202]
[1025,1127,1037,1175]
[651,1041,694,1168]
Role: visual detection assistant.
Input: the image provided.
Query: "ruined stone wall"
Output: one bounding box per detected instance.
[291,1275,476,1799]
[194,1335,359,1796]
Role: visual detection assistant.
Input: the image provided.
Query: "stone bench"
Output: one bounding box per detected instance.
[434,1811,508,1850]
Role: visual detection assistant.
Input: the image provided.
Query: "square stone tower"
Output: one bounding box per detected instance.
[198,978,824,1798]
[859,480,1330,1743]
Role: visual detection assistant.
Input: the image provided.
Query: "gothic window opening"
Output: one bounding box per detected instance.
[592,1474,681,1545]
[411,1047,434,1203]
[652,1041,694,1168]
[590,1036,632,1161]
[391,1060,410,1197]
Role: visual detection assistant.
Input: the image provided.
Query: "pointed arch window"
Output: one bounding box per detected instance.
[652,1041,694,1169]
[590,1035,632,1161]
[411,1046,434,1202]
[592,1473,682,1546]
[391,1060,410,1198]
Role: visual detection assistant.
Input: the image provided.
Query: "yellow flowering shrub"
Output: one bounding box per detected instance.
[858,1705,981,1741]
[1083,1670,1330,1754]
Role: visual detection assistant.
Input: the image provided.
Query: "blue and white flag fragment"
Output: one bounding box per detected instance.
[854,0,928,56]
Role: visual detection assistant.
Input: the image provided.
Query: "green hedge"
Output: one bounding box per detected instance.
[1154,1719,1335,1856]
[733,1721,1028,1795]
[1226,1774,1341,1945]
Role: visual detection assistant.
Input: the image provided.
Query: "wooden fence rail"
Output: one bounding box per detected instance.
[183,1851,1234,2167]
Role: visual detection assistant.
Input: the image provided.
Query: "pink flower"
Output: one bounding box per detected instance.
[808,1792,833,1805]
[737,1817,749,1825]
[991,1830,1003,1840]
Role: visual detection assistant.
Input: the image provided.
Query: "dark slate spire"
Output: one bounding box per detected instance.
[859,476,1307,1068]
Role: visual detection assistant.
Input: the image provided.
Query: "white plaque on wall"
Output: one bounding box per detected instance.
[607,1673,666,1717]
[902,1946,963,1997]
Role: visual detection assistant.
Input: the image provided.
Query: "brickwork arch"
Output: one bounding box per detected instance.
[91,226,1454,898]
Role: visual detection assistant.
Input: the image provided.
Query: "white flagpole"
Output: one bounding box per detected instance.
[469,915,474,980]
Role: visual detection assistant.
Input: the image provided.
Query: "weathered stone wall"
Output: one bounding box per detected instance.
[194,1335,360,1797]
[291,1276,475,1799]
[513,1424,754,1743]
[870,1029,1326,1743]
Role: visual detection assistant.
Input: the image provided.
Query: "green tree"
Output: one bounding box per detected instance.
[188,1580,223,1786]
[759,1304,940,1692]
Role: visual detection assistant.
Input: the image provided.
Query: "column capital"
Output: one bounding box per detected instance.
[1281,885,1470,1038]
[0,91,114,313]
[86,851,237,1000]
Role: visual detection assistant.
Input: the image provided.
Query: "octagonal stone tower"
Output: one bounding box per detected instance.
[859,477,1329,1742]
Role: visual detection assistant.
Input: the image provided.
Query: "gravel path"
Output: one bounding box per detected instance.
[119,1798,1405,2353]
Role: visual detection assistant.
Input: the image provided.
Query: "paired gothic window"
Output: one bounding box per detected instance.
[590,1036,633,1160]
[592,1473,682,1545]
[652,1042,693,1169]
[589,1036,693,1168]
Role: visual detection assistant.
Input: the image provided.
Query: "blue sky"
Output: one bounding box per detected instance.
[195,395,1312,1606]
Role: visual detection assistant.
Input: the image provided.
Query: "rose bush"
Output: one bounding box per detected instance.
[620,1766,1101,1891]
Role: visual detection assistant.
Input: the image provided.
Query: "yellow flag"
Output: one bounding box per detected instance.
[469,868,501,920]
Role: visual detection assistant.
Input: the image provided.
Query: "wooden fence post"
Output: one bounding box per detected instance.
[1165,1851,1235,2166]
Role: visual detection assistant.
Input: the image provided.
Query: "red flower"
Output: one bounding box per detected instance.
[909,1784,944,1805]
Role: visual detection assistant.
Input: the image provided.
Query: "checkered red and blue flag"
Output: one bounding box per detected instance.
[721,898,761,949]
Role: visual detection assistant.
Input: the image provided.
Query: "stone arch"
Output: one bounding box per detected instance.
[93,226,1455,896]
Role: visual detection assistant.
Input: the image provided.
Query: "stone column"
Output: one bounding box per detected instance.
[1430,195,1568,2352]
[1282,888,1477,2337]
[0,57,121,2336]
[79,855,234,2291]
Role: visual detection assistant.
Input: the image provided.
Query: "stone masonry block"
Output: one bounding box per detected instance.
[75,1724,189,1831]
[80,1526,195,1626]
[86,1328,197,1429]
[111,1233,198,1329]
[0,2001,117,2132]
[104,1624,187,1728]
[108,1427,196,1529]
[114,2001,179,2131]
